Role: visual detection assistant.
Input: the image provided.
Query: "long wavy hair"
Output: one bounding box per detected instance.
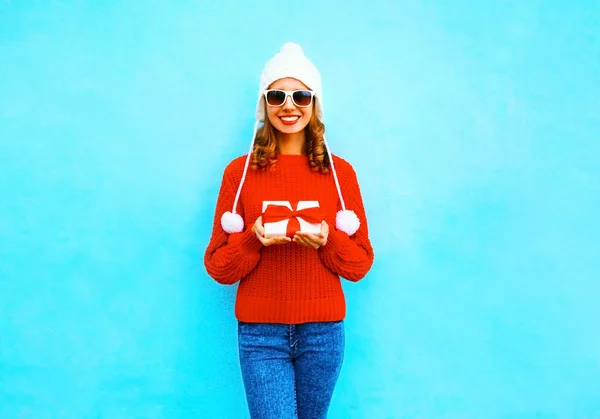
[250,103,330,173]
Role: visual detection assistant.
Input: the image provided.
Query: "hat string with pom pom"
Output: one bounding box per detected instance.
[323,136,361,236]
[220,120,260,234]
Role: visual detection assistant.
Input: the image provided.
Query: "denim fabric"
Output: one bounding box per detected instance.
[237,320,345,419]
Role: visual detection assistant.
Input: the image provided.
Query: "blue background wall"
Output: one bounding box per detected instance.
[1,1,599,418]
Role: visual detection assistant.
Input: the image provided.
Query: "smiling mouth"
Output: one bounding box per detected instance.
[279,116,300,125]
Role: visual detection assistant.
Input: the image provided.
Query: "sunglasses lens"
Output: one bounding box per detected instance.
[293,90,313,107]
[266,90,286,106]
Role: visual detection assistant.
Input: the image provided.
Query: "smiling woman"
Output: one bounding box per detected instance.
[203,42,374,418]
[252,78,330,173]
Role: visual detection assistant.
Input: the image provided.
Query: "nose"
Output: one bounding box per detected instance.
[282,94,296,111]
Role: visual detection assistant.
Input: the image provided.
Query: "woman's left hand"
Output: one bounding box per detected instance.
[293,221,329,249]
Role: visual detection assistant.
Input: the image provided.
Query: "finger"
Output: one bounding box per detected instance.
[312,235,326,248]
[252,224,261,236]
[266,236,291,246]
[255,234,268,246]
[301,233,322,244]
[295,234,320,249]
[256,223,265,236]
[308,234,326,248]
[308,239,321,249]
[293,235,310,247]
[320,221,329,238]
[308,238,322,249]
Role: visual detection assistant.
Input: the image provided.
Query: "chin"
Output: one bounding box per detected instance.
[275,121,309,134]
[278,126,304,134]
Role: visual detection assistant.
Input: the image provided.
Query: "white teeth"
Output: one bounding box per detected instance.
[281,116,299,121]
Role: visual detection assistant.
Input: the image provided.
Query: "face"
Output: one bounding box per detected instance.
[265,78,314,135]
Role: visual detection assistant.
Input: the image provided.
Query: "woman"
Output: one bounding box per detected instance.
[204,42,374,419]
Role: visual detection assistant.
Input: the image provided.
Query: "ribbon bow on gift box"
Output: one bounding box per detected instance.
[262,203,324,238]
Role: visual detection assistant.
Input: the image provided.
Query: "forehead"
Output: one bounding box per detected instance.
[268,77,310,90]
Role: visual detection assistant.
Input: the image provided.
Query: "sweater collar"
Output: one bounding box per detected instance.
[275,154,309,166]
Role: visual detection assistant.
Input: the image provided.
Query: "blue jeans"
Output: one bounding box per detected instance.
[237,320,345,419]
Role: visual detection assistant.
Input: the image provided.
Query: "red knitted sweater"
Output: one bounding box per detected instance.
[204,154,374,324]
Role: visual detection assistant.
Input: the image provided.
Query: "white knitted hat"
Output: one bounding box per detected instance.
[221,42,360,236]
[255,42,324,122]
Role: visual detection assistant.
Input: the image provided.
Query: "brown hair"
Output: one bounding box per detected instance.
[250,104,330,173]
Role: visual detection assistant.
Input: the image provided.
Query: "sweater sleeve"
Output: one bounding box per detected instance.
[204,161,263,285]
[318,159,375,282]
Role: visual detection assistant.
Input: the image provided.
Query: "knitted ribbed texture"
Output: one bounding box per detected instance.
[204,154,374,324]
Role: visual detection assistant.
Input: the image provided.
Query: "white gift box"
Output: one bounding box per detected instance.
[262,200,323,239]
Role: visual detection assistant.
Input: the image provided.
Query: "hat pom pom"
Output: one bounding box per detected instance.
[336,210,360,236]
[280,42,304,56]
[221,211,244,233]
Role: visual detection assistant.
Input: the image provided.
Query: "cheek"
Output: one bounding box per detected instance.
[266,108,280,126]
[300,109,313,126]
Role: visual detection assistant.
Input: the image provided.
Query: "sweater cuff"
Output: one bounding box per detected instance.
[229,228,263,255]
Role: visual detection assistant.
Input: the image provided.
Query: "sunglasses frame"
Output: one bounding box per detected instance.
[263,89,315,108]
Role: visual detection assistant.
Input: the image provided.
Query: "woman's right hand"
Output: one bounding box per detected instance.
[252,216,291,246]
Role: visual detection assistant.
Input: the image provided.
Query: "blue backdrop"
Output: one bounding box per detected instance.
[1,1,599,418]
